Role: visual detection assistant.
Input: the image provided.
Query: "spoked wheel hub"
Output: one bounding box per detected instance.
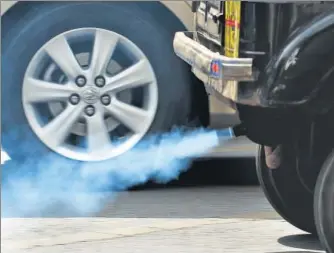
[22,28,158,162]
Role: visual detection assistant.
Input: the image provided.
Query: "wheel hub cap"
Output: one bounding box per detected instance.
[82,87,99,104]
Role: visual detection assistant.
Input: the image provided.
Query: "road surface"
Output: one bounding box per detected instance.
[2,186,325,253]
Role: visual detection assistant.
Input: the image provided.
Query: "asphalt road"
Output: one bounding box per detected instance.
[2,185,325,253]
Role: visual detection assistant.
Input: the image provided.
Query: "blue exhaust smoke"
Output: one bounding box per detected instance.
[1,128,234,217]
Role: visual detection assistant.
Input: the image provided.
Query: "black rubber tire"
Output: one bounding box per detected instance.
[256,144,317,234]
[1,2,197,162]
[314,150,334,253]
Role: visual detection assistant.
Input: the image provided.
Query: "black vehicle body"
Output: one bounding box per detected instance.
[173,1,334,145]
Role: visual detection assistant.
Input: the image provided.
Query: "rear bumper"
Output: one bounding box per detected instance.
[173,31,261,106]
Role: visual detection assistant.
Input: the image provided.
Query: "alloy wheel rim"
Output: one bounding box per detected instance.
[22,28,158,161]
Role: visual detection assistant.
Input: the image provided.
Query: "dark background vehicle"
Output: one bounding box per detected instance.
[173,1,334,252]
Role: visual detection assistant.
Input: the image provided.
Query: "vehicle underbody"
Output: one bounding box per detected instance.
[173,1,334,252]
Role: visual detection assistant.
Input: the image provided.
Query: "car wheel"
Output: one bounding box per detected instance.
[256,144,317,234]
[314,150,334,253]
[2,2,197,164]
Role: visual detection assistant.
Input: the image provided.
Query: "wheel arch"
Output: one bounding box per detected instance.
[1,1,17,15]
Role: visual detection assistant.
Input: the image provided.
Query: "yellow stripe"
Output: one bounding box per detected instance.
[224,1,241,58]
[223,1,241,95]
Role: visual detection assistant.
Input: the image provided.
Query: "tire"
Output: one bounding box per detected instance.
[1,2,198,164]
[256,144,317,234]
[314,150,334,253]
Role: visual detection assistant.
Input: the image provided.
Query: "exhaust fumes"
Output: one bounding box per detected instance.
[1,128,234,217]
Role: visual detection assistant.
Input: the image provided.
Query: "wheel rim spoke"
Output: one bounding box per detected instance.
[44,35,83,80]
[105,98,150,133]
[24,78,75,103]
[40,104,84,147]
[90,30,119,77]
[102,59,154,94]
[86,109,113,153]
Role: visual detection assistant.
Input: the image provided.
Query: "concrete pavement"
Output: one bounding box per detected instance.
[1,187,325,253]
